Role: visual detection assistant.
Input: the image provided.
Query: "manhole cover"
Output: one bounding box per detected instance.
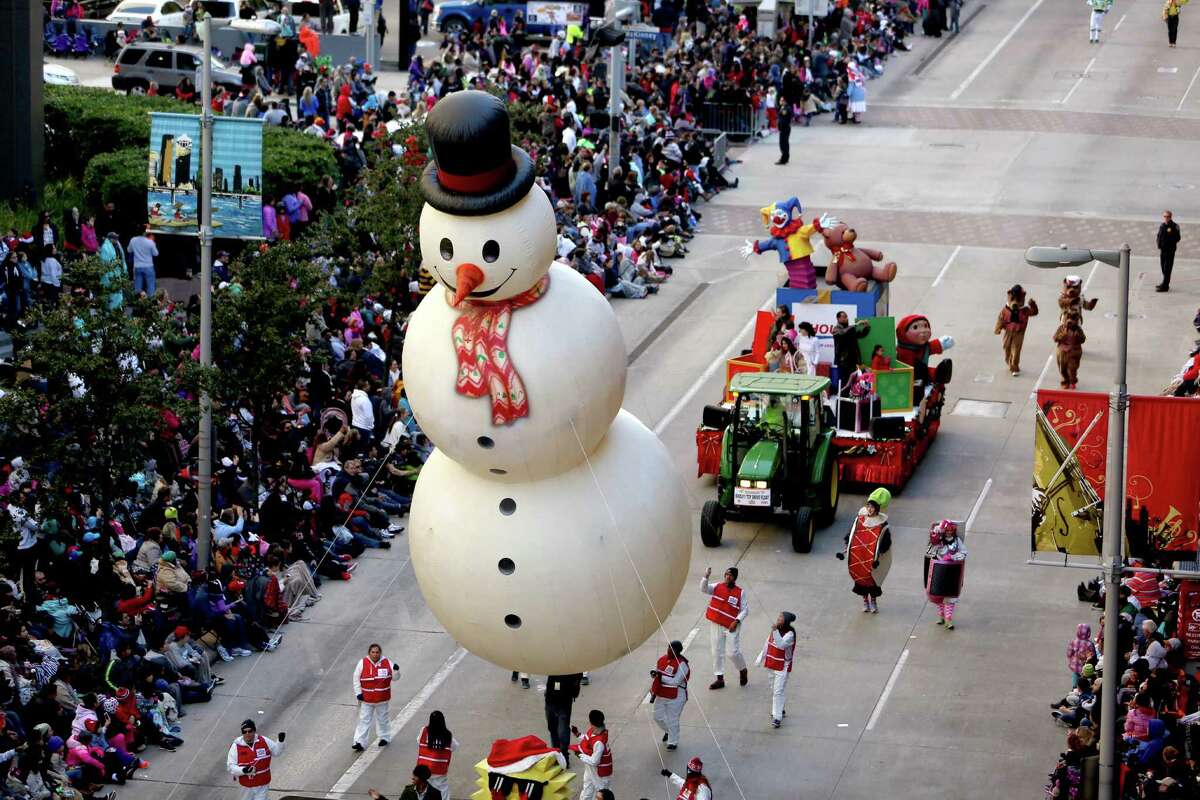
[973,373,995,384]
[1160,182,1197,190]
[1159,67,1180,73]
[929,143,966,149]
[1104,311,1147,320]
[952,399,1011,418]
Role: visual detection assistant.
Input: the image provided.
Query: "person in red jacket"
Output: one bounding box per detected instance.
[569,709,613,800]
[700,566,749,689]
[755,611,796,728]
[352,643,398,751]
[226,719,286,800]
[660,756,712,800]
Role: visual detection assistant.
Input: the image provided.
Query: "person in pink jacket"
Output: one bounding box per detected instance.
[1067,622,1097,687]
[1124,692,1157,742]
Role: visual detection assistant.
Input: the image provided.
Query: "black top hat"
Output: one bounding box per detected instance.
[420,91,535,217]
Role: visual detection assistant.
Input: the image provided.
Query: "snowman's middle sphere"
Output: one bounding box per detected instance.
[403,256,627,480]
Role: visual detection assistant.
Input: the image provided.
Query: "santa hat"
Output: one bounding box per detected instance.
[688,756,704,773]
[484,736,566,775]
[896,314,928,338]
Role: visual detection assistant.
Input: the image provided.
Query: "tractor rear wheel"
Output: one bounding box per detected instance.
[700,500,725,548]
[791,506,815,553]
[815,464,840,528]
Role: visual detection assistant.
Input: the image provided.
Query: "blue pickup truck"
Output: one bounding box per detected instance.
[434,0,591,36]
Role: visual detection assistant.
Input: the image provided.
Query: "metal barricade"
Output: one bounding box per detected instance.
[701,128,728,172]
[700,103,754,140]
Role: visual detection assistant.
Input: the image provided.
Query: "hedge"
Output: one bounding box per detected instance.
[0,179,87,235]
[83,148,152,227]
[262,127,339,200]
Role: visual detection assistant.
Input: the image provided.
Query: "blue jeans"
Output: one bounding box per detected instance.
[134,267,156,295]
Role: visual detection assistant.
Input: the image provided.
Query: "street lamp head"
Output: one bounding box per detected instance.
[1024,245,1095,269]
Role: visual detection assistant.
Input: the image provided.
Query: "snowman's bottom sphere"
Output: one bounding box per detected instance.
[409,409,692,675]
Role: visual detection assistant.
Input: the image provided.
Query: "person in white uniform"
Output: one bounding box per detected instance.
[226,720,285,800]
[649,640,689,750]
[352,643,399,750]
[755,611,797,728]
[700,566,749,689]
[569,709,613,800]
[660,757,712,800]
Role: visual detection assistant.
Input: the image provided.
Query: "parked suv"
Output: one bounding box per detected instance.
[112,41,241,93]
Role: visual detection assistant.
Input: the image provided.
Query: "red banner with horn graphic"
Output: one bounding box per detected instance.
[1125,396,1200,558]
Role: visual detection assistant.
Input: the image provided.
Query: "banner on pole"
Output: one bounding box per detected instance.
[147,112,264,239]
[1125,396,1200,558]
[1031,390,1108,557]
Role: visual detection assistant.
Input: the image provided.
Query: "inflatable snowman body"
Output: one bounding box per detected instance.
[402,91,692,675]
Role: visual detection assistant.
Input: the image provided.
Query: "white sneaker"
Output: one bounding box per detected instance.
[233,648,254,657]
[266,633,283,651]
[379,531,396,539]
[217,645,234,662]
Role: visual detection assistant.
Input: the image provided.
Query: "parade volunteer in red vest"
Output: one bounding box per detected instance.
[416,710,459,798]
[353,643,399,751]
[700,566,749,689]
[569,709,614,800]
[649,639,690,750]
[225,719,286,800]
[661,756,713,800]
[755,611,797,728]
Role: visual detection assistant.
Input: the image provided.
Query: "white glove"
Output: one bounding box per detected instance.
[740,240,756,259]
[818,213,840,228]
[938,335,955,350]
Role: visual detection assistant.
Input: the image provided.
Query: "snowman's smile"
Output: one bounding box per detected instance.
[434,266,518,299]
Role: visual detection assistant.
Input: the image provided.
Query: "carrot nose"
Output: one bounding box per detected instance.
[451,263,485,307]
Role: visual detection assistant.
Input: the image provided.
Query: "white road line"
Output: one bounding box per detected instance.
[1112,12,1127,31]
[1032,260,1101,394]
[1060,56,1097,106]
[326,646,469,798]
[950,0,1047,100]
[865,649,910,731]
[965,478,993,532]
[1178,65,1200,111]
[642,626,701,704]
[653,289,776,435]
[930,245,963,288]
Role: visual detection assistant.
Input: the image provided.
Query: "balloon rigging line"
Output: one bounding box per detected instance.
[160,438,403,800]
[568,419,749,800]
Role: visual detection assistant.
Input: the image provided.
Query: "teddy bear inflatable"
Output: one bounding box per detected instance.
[821,225,898,292]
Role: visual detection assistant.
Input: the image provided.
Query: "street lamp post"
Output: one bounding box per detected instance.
[197,17,214,571]
[1025,243,1131,800]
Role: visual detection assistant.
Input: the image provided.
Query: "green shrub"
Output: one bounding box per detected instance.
[262,127,339,199]
[0,179,87,235]
[83,148,150,228]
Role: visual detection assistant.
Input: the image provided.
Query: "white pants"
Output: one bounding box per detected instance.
[768,669,789,720]
[428,774,449,798]
[354,700,391,746]
[580,773,610,800]
[710,622,746,676]
[654,694,686,746]
[1090,9,1106,36]
[241,786,270,800]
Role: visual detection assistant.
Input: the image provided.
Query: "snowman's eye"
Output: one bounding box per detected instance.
[482,240,500,263]
[439,237,454,261]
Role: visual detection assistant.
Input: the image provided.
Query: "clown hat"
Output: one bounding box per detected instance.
[420,90,535,217]
[483,735,566,775]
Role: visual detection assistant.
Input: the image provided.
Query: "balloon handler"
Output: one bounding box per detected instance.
[837,488,893,613]
[925,519,966,630]
[740,197,838,290]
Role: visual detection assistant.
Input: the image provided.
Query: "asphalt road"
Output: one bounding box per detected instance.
[94,0,1200,796]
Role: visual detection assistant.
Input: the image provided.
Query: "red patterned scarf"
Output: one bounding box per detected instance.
[452,274,551,425]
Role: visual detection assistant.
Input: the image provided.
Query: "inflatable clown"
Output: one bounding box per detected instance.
[401,91,692,675]
[740,197,838,289]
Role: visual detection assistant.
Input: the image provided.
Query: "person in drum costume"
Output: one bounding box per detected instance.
[836,488,893,613]
[926,519,966,630]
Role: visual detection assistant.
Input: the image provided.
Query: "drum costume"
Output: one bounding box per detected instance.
[838,488,893,612]
[925,519,966,629]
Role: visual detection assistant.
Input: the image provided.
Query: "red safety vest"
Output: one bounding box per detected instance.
[677,775,711,800]
[652,652,689,700]
[704,583,744,630]
[762,631,793,673]
[577,727,613,778]
[234,736,272,788]
[416,726,453,776]
[359,657,393,704]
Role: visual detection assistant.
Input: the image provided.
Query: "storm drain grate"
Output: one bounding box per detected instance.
[951,399,1011,418]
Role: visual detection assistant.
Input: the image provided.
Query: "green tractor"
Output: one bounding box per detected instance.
[699,372,840,553]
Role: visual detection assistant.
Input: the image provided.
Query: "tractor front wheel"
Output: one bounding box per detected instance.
[701,500,725,548]
[792,506,815,553]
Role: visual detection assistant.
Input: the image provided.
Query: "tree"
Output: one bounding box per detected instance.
[211,241,328,478]
[0,258,192,518]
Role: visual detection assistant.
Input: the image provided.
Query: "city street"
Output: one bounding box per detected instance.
[107,0,1200,797]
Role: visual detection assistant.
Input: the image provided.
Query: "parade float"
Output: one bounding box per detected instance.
[701,210,951,497]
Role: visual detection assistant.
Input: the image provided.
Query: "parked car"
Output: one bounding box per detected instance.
[286,0,353,34]
[111,41,241,93]
[435,0,589,36]
[43,63,81,85]
[105,0,187,25]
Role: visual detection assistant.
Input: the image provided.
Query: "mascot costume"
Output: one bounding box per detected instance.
[741,197,837,289]
[471,736,574,800]
[836,487,893,613]
[895,314,954,387]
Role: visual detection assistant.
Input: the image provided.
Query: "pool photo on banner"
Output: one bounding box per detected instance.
[147,112,264,239]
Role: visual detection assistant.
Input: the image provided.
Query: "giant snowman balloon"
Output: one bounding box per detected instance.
[402,91,692,675]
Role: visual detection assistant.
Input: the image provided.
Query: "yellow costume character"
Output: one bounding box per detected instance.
[471,736,575,800]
